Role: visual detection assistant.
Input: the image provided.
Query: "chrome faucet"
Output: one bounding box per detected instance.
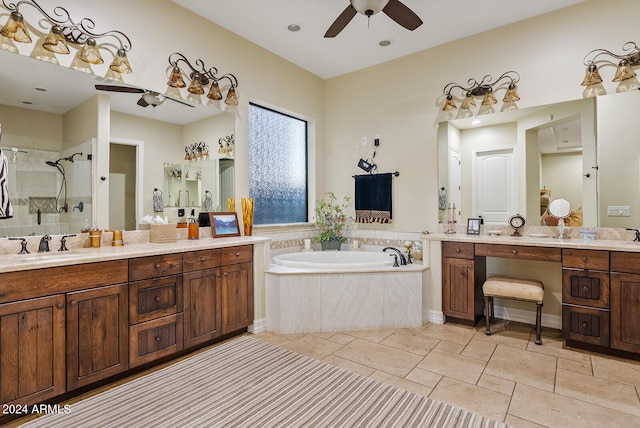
[38,234,51,253]
[383,247,406,266]
[627,228,640,242]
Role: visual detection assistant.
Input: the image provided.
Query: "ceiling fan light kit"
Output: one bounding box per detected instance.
[325,0,423,38]
[0,0,133,75]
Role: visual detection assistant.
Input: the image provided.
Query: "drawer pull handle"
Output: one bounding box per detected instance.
[582,257,588,262]
[582,322,588,328]
[236,252,240,256]
[57,303,64,309]
[201,257,206,262]
[512,249,517,255]
[155,263,161,270]
[456,248,461,253]
[583,286,589,292]
[156,336,161,341]
[155,296,161,301]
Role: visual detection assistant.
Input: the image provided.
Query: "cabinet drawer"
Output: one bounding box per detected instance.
[563,249,609,271]
[442,241,474,259]
[129,313,183,368]
[562,268,609,309]
[129,253,183,281]
[611,252,640,274]
[183,249,221,272]
[562,304,609,347]
[130,276,183,324]
[475,243,561,262]
[221,245,253,265]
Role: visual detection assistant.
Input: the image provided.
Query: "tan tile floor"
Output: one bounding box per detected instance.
[256,320,640,427]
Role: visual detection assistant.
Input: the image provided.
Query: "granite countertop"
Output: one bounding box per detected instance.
[0,235,270,274]
[427,231,640,252]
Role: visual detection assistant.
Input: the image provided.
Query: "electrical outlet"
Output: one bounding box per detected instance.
[361,137,367,145]
[374,134,380,146]
[607,206,630,216]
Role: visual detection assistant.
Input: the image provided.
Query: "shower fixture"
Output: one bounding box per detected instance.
[45,152,81,213]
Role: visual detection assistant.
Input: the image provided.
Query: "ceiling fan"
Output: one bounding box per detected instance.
[325,0,423,38]
[94,84,195,108]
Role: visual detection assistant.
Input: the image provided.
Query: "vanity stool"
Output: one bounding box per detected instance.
[483,276,545,345]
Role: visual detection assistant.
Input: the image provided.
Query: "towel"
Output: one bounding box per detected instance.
[0,148,13,219]
[153,188,164,212]
[354,173,392,223]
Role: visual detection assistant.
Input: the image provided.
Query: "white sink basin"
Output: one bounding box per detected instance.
[11,252,80,262]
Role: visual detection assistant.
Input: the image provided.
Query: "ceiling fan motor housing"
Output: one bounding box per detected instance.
[351,0,390,16]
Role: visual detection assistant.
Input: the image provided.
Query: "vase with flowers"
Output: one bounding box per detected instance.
[315,192,351,251]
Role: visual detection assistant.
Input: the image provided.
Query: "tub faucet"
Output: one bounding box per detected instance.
[38,234,51,253]
[383,247,406,266]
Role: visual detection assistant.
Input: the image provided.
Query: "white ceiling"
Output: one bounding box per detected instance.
[173,0,586,79]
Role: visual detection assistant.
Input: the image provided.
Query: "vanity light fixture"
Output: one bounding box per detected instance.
[438,71,521,122]
[167,52,240,107]
[0,0,133,73]
[581,41,640,98]
[184,141,210,163]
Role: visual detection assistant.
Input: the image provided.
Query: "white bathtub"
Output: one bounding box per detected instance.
[266,250,424,334]
[271,251,394,270]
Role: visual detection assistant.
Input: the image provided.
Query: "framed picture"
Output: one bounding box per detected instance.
[209,212,241,237]
[467,218,481,235]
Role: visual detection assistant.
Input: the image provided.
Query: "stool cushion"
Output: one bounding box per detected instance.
[482,276,544,303]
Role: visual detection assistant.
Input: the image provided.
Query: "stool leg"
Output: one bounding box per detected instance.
[484,296,492,335]
[489,297,496,323]
[535,302,543,345]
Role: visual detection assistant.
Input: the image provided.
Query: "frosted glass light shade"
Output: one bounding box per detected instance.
[109,49,132,74]
[0,12,31,43]
[42,26,69,54]
[612,60,637,82]
[187,73,205,94]
[167,66,186,88]
[207,81,223,100]
[224,86,239,105]
[79,38,104,64]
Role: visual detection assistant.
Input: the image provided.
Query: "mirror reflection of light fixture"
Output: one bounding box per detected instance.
[167,52,240,107]
[582,41,640,98]
[184,141,210,163]
[0,0,133,74]
[438,71,521,122]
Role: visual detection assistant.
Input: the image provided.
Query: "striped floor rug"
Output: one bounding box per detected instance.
[21,336,509,427]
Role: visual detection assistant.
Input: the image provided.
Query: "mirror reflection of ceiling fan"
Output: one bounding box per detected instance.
[94,84,195,108]
[325,0,423,38]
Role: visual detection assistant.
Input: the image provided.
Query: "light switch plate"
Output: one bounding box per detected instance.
[607,206,630,216]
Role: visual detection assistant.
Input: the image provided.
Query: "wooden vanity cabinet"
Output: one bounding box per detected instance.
[66,283,129,390]
[442,242,486,325]
[610,252,640,354]
[183,249,222,349]
[220,246,254,334]
[561,249,610,348]
[0,295,66,406]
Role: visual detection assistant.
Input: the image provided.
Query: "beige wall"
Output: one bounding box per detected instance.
[325,0,637,233]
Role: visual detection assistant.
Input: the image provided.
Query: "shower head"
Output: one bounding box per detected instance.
[63,152,83,163]
[45,160,59,167]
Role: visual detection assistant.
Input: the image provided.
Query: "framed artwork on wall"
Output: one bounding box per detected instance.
[209,212,241,237]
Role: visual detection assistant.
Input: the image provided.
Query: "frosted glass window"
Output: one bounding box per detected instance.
[249,103,308,224]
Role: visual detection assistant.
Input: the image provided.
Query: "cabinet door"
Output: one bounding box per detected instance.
[183,268,221,349]
[611,272,640,353]
[221,262,254,335]
[443,257,475,322]
[67,284,129,390]
[0,295,66,406]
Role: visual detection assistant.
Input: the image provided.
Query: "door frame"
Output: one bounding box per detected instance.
[109,137,144,229]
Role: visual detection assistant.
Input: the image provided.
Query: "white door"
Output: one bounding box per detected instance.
[473,147,516,224]
[448,148,462,219]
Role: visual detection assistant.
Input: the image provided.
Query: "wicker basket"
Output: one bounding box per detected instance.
[149,223,177,243]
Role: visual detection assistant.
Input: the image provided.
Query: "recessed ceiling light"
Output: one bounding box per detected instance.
[287,23,302,32]
[379,39,393,47]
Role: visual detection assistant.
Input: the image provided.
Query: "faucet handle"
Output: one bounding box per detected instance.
[58,234,77,251]
[626,228,640,242]
[9,237,30,254]
[389,253,399,267]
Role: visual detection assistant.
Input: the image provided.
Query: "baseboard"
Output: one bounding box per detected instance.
[493,305,562,330]
[248,318,267,334]
[427,310,445,325]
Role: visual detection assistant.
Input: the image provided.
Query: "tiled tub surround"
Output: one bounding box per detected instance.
[260,226,428,334]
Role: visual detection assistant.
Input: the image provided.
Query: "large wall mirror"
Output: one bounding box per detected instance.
[0,50,234,236]
[438,90,640,228]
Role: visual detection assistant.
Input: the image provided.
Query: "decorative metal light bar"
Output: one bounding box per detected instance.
[439,71,521,121]
[184,141,210,163]
[167,52,239,106]
[0,0,132,73]
[581,41,640,98]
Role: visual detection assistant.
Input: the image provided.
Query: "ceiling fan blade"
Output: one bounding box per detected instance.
[382,0,423,31]
[166,96,196,108]
[137,97,149,107]
[95,84,146,94]
[324,5,357,38]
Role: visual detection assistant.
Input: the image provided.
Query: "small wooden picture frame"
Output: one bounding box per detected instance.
[467,218,481,235]
[209,212,241,237]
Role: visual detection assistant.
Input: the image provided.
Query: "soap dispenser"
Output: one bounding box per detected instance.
[188,209,199,240]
